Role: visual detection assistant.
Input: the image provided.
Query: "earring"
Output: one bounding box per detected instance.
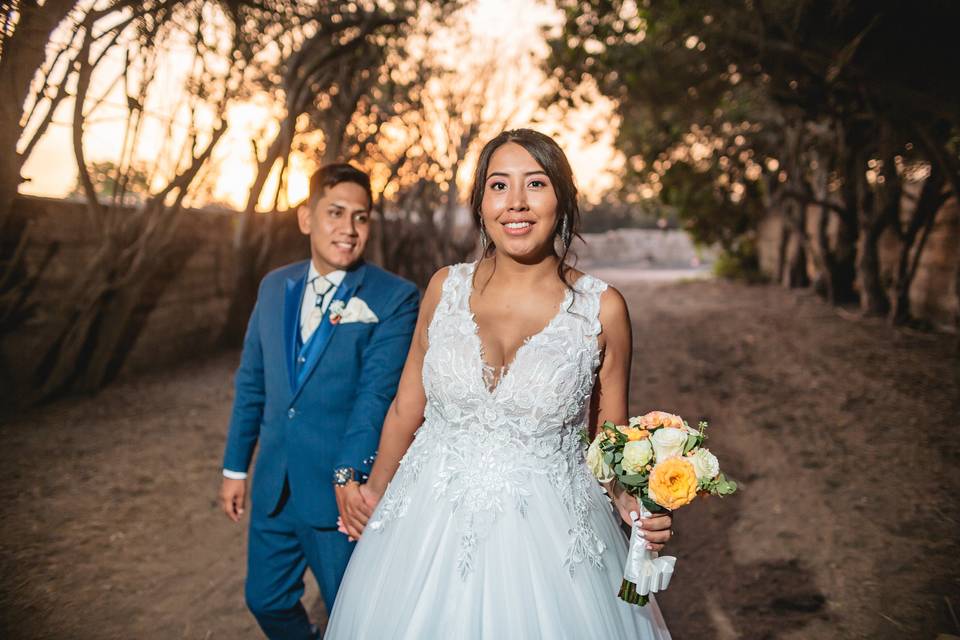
[479,221,489,253]
[560,213,571,247]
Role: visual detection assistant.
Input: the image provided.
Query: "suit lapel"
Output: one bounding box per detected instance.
[292,261,367,400]
[283,263,309,393]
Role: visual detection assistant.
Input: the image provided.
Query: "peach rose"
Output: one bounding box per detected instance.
[648,457,699,510]
[632,410,685,430]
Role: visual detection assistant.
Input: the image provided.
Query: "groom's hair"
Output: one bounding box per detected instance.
[307,163,373,211]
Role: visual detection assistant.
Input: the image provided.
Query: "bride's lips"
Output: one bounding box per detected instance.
[501,220,534,236]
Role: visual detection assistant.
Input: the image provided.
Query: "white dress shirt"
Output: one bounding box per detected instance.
[223,263,346,480]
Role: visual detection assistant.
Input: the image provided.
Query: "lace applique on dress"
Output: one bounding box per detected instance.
[368,262,610,577]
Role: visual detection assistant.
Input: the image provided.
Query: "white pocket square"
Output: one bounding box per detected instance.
[330,297,378,324]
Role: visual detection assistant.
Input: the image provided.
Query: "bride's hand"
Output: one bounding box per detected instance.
[607,482,674,552]
[358,483,382,512]
[337,486,382,542]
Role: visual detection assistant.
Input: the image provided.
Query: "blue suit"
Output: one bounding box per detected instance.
[223,259,419,639]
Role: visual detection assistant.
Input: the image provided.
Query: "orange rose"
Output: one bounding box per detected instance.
[617,425,650,441]
[648,457,698,510]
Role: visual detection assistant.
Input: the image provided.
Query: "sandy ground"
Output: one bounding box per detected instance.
[1,274,958,640]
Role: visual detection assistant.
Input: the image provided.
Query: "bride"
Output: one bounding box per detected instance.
[325,129,673,639]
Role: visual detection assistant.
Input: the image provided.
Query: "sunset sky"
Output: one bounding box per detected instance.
[18,0,623,210]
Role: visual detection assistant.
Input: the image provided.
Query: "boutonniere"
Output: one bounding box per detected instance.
[328,297,378,325]
[328,300,347,324]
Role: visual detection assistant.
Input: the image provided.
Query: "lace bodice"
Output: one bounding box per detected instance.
[368,262,610,577]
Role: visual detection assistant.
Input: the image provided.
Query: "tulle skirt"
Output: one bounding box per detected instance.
[325,462,671,640]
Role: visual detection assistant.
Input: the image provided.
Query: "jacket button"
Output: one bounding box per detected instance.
[288,408,296,419]
[297,356,306,364]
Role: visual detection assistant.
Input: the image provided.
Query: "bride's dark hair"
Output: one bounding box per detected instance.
[469,128,581,287]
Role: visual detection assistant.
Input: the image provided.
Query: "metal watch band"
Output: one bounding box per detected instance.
[333,467,369,486]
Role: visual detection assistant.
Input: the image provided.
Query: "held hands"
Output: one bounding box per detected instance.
[608,481,673,552]
[335,482,381,541]
[220,477,247,522]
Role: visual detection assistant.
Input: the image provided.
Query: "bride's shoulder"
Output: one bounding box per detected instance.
[597,283,629,332]
[421,263,470,310]
[567,268,609,295]
[569,269,626,320]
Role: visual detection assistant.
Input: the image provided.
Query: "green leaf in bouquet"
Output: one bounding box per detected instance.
[620,473,646,487]
[639,494,662,513]
[682,434,699,455]
[603,452,615,466]
[711,474,739,496]
[579,428,591,445]
[613,452,623,463]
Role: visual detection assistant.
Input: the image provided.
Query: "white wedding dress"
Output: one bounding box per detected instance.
[325,262,671,639]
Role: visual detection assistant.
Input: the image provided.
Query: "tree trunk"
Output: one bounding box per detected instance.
[888,166,946,325]
[955,234,960,352]
[775,212,789,284]
[830,210,859,304]
[0,0,76,225]
[780,199,810,288]
[812,149,858,305]
[0,2,77,344]
[783,228,810,288]
[856,222,888,315]
[852,135,892,316]
[221,134,288,346]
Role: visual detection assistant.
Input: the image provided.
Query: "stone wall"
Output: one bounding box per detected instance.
[574,228,716,269]
[756,196,959,329]
[2,196,307,391]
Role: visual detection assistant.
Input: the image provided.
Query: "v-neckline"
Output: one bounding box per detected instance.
[465,262,580,395]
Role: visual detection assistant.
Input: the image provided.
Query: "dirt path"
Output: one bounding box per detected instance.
[1,276,958,639]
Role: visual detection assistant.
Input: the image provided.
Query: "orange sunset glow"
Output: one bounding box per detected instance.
[18,0,622,211]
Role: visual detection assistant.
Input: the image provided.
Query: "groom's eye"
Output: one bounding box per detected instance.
[353,212,370,224]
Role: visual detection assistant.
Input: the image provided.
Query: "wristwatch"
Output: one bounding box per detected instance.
[333,467,362,486]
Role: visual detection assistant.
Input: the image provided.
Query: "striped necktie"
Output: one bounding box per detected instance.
[301,275,334,343]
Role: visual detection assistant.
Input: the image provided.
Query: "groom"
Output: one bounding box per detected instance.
[220,163,419,639]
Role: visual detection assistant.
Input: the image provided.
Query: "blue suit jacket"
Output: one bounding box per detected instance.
[222,259,419,527]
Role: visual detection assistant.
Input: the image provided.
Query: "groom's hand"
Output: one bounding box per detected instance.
[335,482,374,539]
[220,478,247,522]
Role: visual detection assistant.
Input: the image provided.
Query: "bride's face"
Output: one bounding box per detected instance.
[480,142,559,261]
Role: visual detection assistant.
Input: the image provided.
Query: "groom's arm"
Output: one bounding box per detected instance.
[222,295,266,475]
[334,282,420,478]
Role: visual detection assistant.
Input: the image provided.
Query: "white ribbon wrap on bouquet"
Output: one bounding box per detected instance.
[623,508,676,595]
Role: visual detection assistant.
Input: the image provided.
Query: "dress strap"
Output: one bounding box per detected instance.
[433,262,474,321]
[570,273,608,336]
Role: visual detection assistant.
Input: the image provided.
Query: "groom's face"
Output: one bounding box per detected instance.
[297,181,371,273]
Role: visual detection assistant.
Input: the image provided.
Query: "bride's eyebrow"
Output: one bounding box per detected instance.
[486,170,548,179]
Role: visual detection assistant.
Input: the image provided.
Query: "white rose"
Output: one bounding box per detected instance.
[622,439,653,473]
[687,448,720,481]
[650,427,689,461]
[586,436,615,483]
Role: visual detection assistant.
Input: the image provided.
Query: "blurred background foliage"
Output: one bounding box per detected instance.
[550,0,960,319]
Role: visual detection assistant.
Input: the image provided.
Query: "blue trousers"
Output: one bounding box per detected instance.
[245,485,355,639]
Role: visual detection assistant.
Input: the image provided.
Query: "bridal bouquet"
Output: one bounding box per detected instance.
[585,411,737,605]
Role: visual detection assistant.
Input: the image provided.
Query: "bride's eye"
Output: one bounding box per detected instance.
[528,179,547,188]
[489,181,507,191]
